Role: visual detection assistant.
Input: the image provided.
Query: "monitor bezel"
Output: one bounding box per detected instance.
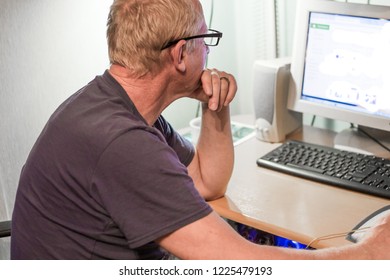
[287,0,390,132]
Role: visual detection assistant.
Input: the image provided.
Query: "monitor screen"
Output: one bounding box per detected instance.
[288,0,390,133]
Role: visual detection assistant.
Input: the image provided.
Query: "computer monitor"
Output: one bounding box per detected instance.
[287,0,390,156]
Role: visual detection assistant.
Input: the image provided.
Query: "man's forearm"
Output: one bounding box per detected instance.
[195,104,234,200]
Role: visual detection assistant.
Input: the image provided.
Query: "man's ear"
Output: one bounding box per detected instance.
[171,40,187,73]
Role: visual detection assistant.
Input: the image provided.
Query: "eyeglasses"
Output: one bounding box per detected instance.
[161,29,223,50]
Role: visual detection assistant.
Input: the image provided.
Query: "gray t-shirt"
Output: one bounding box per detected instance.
[11,71,212,259]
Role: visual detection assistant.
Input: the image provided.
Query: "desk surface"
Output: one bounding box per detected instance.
[208,123,389,249]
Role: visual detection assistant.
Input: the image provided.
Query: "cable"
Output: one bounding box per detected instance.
[310,115,316,126]
[205,0,214,69]
[352,123,390,153]
[305,226,371,249]
[274,0,279,58]
[208,0,215,31]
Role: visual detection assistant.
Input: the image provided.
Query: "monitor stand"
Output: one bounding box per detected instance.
[334,126,390,158]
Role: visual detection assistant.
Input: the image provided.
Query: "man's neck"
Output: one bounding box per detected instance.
[108,64,173,126]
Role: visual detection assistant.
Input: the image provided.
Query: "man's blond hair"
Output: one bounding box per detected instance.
[107,0,204,77]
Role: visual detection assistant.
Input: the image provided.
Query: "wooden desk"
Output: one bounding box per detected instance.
[209,125,389,249]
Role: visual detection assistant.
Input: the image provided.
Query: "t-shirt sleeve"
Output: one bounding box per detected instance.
[91,128,211,249]
[154,115,195,167]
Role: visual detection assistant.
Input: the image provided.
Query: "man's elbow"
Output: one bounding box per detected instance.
[203,184,228,201]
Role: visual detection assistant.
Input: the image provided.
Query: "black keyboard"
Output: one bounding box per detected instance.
[256,140,390,199]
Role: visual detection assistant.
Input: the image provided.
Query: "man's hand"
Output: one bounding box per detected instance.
[359,212,390,259]
[192,68,237,111]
